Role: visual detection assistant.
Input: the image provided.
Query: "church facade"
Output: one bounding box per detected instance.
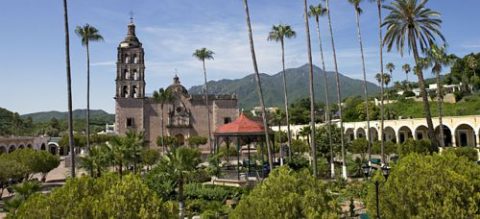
[114,22,239,150]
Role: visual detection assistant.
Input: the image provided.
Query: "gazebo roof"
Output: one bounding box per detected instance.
[214,113,272,136]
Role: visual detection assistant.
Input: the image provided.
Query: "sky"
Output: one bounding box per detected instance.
[1,0,479,115]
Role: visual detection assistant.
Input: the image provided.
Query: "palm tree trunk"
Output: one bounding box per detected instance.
[436,71,445,147]
[354,7,372,163]
[203,60,213,153]
[411,39,439,148]
[160,104,165,154]
[303,0,317,177]
[63,0,75,178]
[242,0,273,169]
[315,16,335,178]
[376,0,386,164]
[86,41,91,150]
[280,40,293,160]
[326,0,347,179]
[178,178,185,219]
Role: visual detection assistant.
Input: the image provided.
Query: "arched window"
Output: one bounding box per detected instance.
[133,54,139,64]
[125,55,130,63]
[132,85,138,98]
[123,86,129,97]
[133,69,139,80]
[124,69,130,79]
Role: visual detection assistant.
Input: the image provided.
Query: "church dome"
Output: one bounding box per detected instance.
[166,75,189,96]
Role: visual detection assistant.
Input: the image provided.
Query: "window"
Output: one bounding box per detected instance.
[133,69,139,80]
[125,69,130,79]
[125,55,130,63]
[132,86,138,98]
[133,54,139,64]
[126,118,134,128]
[224,117,232,124]
[122,86,129,98]
[459,131,468,146]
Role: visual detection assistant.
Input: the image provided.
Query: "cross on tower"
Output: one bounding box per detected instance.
[129,11,134,23]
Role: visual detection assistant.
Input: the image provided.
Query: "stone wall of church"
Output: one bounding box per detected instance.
[115,98,145,136]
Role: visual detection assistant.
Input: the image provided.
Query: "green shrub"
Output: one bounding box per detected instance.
[397,139,436,157]
[445,147,479,162]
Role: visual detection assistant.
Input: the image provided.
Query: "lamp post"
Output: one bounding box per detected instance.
[363,163,391,219]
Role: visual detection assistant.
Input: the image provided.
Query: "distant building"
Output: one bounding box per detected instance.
[250,106,279,117]
[114,21,239,150]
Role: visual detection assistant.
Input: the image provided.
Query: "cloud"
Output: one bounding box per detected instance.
[91,61,116,67]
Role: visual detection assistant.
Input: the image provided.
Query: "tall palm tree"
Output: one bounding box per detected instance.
[75,24,104,150]
[308,3,335,178]
[242,0,273,169]
[193,48,215,153]
[383,0,446,148]
[62,0,75,178]
[161,147,201,219]
[369,0,386,164]
[348,0,373,165]
[402,63,411,83]
[303,0,318,177]
[385,62,395,118]
[153,88,174,154]
[267,24,296,160]
[325,0,347,179]
[422,44,456,147]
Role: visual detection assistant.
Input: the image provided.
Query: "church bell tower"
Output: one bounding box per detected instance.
[115,19,146,99]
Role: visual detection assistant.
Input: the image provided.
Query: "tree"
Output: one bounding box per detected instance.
[79,144,110,177]
[4,181,41,214]
[402,63,411,83]
[141,149,160,171]
[75,24,104,150]
[396,139,435,157]
[383,0,446,149]
[385,62,395,104]
[241,0,273,170]
[62,0,75,178]
[466,55,478,78]
[6,148,60,181]
[193,48,215,153]
[230,167,340,218]
[325,0,348,179]
[350,138,369,162]
[366,153,480,218]
[186,136,208,148]
[267,24,296,160]
[155,146,201,218]
[348,0,374,165]
[422,44,456,147]
[309,2,335,178]
[156,136,178,150]
[369,0,386,164]
[12,174,174,218]
[0,157,28,200]
[153,88,174,153]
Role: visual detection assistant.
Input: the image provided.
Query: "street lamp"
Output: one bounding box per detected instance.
[375,164,391,219]
[381,165,391,179]
[362,163,371,180]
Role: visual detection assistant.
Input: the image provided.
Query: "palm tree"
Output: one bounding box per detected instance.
[75,24,104,150]
[325,0,347,179]
[193,48,215,153]
[123,131,145,173]
[466,55,478,78]
[62,0,75,178]
[402,63,411,83]
[79,144,109,177]
[383,0,446,148]
[422,44,456,147]
[241,0,273,169]
[161,147,201,219]
[368,0,386,164]
[308,3,335,178]
[303,0,318,177]
[347,0,373,165]
[267,24,296,160]
[153,88,174,154]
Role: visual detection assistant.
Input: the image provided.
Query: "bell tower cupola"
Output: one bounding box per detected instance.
[115,19,146,99]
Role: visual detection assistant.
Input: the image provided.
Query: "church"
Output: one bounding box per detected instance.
[114,21,239,151]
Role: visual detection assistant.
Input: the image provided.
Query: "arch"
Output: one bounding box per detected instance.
[122,86,129,98]
[40,143,46,151]
[8,145,16,153]
[124,69,130,79]
[356,128,366,139]
[175,134,185,146]
[133,54,139,64]
[0,145,6,154]
[435,125,452,147]
[132,85,138,98]
[415,125,428,140]
[398,126,413,144]
[18,144,25,149]
[26,144,32,149]
[455,124,476,147]
[383,127,396,143]
[369,127,379,142]
[125,55,130,63]
[133,69,139,80]
[345,128,355,142]
[48,143,59,155]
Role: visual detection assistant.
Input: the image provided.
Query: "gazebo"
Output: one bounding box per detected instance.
[214,113,274,181]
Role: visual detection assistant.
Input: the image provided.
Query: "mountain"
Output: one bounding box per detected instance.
[21,109,114,123]
[189,64,380,109]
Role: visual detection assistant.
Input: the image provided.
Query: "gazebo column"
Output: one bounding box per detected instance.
[237,136,240,181]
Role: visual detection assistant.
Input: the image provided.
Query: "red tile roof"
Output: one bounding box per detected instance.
[214,113,270,135]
